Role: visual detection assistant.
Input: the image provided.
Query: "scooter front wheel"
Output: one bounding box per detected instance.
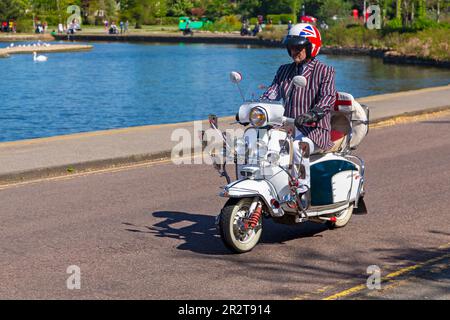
[219,198,263,253]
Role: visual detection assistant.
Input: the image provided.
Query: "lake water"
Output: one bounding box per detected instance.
[0,41,449,142]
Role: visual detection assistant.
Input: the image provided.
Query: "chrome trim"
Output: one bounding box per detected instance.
[345,154,365,209]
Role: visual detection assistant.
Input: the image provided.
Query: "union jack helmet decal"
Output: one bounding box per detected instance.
[285,23,322,58]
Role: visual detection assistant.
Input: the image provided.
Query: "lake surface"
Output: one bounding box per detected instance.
[0,41,449,142]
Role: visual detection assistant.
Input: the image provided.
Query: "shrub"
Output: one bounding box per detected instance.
[266,14,281,25]
[159,17,180,25]
[15,17,34,33]
[411,18,439,31]
[202,15,241,32]
[384,18,403,31]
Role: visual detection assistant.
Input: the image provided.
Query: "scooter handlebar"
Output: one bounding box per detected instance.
[282,116,296,128]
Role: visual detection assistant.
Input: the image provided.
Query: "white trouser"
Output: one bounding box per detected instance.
[292,132,315,194]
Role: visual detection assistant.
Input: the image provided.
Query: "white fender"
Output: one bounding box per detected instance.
[221,179,283,217]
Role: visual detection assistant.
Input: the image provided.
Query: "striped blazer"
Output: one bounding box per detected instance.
[262,59,337,150]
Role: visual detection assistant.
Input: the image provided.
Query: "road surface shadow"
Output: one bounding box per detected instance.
[123,211,329,255]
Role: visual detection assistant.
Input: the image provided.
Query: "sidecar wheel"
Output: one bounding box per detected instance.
[327,204,354,229]
[219,198,263,253]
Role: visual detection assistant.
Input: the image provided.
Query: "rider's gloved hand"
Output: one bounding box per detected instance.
[294,108,326,129]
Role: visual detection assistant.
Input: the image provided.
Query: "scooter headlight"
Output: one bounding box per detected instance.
[249,107,267,127]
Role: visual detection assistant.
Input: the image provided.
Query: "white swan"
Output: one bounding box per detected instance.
[33,52,48,62]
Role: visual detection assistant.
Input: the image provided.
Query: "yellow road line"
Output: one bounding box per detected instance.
[369,109,450,129]
[322,248,450,300]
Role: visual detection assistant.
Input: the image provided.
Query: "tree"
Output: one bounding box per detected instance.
[316,0,352,22]
[167,0,193,17]
[204,0,235,20]
[238,0,261,17]
[0,0,29,19]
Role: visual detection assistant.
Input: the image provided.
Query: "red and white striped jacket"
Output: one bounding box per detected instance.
[262,59,337,150]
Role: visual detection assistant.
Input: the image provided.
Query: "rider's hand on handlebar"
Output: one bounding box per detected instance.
[294,108,326,129]
[294,112,316,129]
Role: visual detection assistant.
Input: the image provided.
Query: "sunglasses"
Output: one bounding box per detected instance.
[288,45,306,52]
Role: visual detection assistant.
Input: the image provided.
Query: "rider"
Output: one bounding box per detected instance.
[262,23,337,210]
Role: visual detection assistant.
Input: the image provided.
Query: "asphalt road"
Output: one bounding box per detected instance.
[1,115,449,300]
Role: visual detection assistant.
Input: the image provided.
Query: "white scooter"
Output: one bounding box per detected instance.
[206,71,369,253]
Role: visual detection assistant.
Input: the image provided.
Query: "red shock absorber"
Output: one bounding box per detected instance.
[247,204,262,229]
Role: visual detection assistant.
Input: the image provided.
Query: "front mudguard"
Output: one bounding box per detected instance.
[220,179,284,217]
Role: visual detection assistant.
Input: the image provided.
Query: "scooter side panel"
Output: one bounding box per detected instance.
[310,160,357,206]
[331,170,360,203]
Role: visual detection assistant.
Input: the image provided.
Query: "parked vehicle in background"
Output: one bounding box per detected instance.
[300,16,317,25]
[178,16,212,35]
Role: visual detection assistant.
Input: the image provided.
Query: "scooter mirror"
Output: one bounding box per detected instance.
[292,75,307,88]
[230,71,243,84]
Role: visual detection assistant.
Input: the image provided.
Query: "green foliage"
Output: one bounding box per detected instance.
[312,22,382,48]
[202,14,240,32]
[0,0,29,19]
[266,14,295,24]
[120,0,167,27]
[316,0,351,23]
[159,16,180,25]
[204,0,235,20]
[167,0,193,17]
[15,16,34,32]
[393,27,450,60]
[385,17,403,30]
[411,18,439,31]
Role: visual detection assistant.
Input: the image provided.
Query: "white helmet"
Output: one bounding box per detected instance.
[282,23,322,59]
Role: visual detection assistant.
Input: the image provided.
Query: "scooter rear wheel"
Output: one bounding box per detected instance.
[327,204,354,229]
[219,198,263,253]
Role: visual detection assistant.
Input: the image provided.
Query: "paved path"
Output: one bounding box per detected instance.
[0,44,93,58]
[0,85,449,184]
[0,113,449,299]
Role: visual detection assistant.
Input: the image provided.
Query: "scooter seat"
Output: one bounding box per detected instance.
[331,129,345,142]
[327,129,347,153]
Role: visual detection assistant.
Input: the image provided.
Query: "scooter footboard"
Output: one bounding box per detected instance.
[221,179,283,217]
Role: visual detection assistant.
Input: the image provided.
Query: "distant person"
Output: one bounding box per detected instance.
[287,20,293,31]
[9,21,13,33]
[104,20,109,33]
[120,21,124,34]
[109,22,118,34]
[58,23,64,34]
[125,20,129,33]
[252,23,261,36]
